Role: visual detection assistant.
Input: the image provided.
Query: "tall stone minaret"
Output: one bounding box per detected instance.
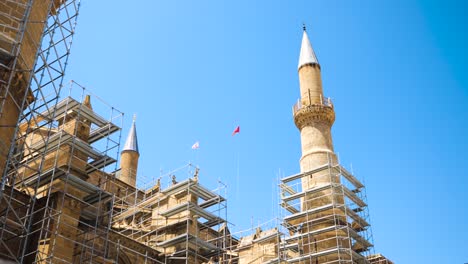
[295,26,337,178]
[120,116,140,187]
[293,27,349,262]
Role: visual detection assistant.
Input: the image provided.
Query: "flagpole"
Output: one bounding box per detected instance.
[196,146,199,167]
[232,126,240,201]
[236,146,240,200]
[191,141,200,168]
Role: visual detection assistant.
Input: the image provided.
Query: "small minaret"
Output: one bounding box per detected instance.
[120,115,140,187]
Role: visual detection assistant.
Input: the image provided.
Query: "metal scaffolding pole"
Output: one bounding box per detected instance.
[0,1,80,262]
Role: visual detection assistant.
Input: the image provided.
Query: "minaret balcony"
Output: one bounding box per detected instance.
[292,98,335,129]
[293,97,333,113]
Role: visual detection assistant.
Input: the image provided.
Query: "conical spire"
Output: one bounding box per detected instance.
[298,25,319,69]
[122,114,139,154]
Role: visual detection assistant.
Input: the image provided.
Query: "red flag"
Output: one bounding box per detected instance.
[232,126,240,136]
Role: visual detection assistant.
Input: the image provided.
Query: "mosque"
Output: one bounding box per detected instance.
[0,1,392,263]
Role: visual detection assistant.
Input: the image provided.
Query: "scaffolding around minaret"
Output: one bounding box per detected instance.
[279,156,375,263]
[285,26,378,264]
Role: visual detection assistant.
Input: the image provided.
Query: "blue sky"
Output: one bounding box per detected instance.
[65,1,467,263]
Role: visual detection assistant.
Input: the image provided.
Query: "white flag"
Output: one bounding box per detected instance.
[191,141,200,149]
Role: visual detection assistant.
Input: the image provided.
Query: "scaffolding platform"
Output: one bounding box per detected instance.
[40,96,119,129]
[14,167,112,204]
[161,178,226,202]
[281,164,330,183]
[159,201,223,227]
[279,161,374,264]
[283,204,335,223]
[25,130,117,173]
[156,233,219,251]
[112,179,225,222]
[281,163,364,190]
[286,247,349,263]
[280,183,367,215]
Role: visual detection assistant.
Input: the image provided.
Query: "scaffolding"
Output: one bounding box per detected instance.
[278,159,375,264]
[221,158,375,264]
[231,218,284,264]
[0,2,168,261]
[0,1,387,263]
[0,80,125,262]
[111,163,235,264]
[0,78,176,263]
[0,0,81,262]
[0,16,236,258]
[366,254,393,264]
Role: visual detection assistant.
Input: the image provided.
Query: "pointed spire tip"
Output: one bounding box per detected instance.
[298,27,319,69]
[122,117,139,154]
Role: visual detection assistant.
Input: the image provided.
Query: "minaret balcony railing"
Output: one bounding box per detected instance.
[292,97,333,115]
[292,97,335,128]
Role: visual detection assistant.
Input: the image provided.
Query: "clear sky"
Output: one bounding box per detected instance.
[65,1,467,263]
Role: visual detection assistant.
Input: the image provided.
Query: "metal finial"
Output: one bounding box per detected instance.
[303,23,306,31]
[133,113,137,122]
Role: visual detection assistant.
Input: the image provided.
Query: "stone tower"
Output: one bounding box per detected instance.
[296,26,337,183]
[292,27,350,262]
[119,116,139,187]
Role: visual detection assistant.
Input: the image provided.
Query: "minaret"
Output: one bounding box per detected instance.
[120,115,140,187]
[295,26,337,175]
[293,26,349,262]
